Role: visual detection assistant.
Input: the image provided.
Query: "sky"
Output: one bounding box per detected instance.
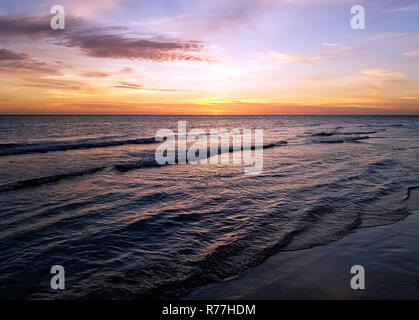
[0,0,418,115]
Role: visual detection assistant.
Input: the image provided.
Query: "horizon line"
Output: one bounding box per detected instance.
[1,114,419,117]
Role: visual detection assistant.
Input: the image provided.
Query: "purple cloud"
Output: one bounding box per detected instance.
[0,15,207,62]
[0,48,59,73]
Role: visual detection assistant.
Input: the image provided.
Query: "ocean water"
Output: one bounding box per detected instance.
[0,115,418,299]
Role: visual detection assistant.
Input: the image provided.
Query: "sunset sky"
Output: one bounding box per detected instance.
[1,0,419,115]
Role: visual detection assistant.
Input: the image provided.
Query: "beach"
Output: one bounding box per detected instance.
[188,198,419,300]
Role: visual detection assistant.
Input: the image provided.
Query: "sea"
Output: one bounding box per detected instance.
[0,115,418,299]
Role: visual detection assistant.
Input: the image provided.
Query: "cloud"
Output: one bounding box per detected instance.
[0,48,92,91]
[120,67,134,73]
[360,68,408,91]
[268,42,354,64]
[0,15,207,63]
[191,0,363,34]
[362,69,407,82]
[322,42,343,47]
[112,81,198,92]
[322,42,352,50]
[81,71,111,78]
[0,48,59,74]
[0,16,54,38]
[0,48,26,60]
[66,33,205,62]
[23,78,91,91]
[113,81,143,89]
[397,96,418,100]
[403,50,419,58]
[59,0,120,17]
[269,52,312,64]
[390,3,419,12]
[269,49,353,64]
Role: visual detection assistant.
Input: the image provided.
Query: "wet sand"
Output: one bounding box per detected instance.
[187,207,419,300]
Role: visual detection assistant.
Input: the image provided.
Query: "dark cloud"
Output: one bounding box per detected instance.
[0,15,206,62]
[0,48,59,74]
[0,16,57,38]
[0,48,27,60]
[66,33,204,62]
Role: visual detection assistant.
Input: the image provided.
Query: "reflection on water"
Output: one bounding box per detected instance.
[0,115,418,299]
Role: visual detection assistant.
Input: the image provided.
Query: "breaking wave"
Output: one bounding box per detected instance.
[313,135,370,144]
[114,140,288,172]
[0,166,107,193]
[0,140,289,191]
[312,130,377,137]
[0,137,157,156]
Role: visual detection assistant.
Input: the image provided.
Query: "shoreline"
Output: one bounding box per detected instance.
[187,208,419,300]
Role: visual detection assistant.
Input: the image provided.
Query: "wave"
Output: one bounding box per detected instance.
[363,123,402,128]
[314,136,370,144]
[1,140,289,190]
[0,143,18,149]
[152,186,414,299]
[114,159,163,172]
[114,140,288,173]
[0,137,157,156]
[369,159,399,168]
[263,140,288,148]
[0,166,106,193]
[312,132,334,137]
[312,130,376,137]
[405,185,419,201]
